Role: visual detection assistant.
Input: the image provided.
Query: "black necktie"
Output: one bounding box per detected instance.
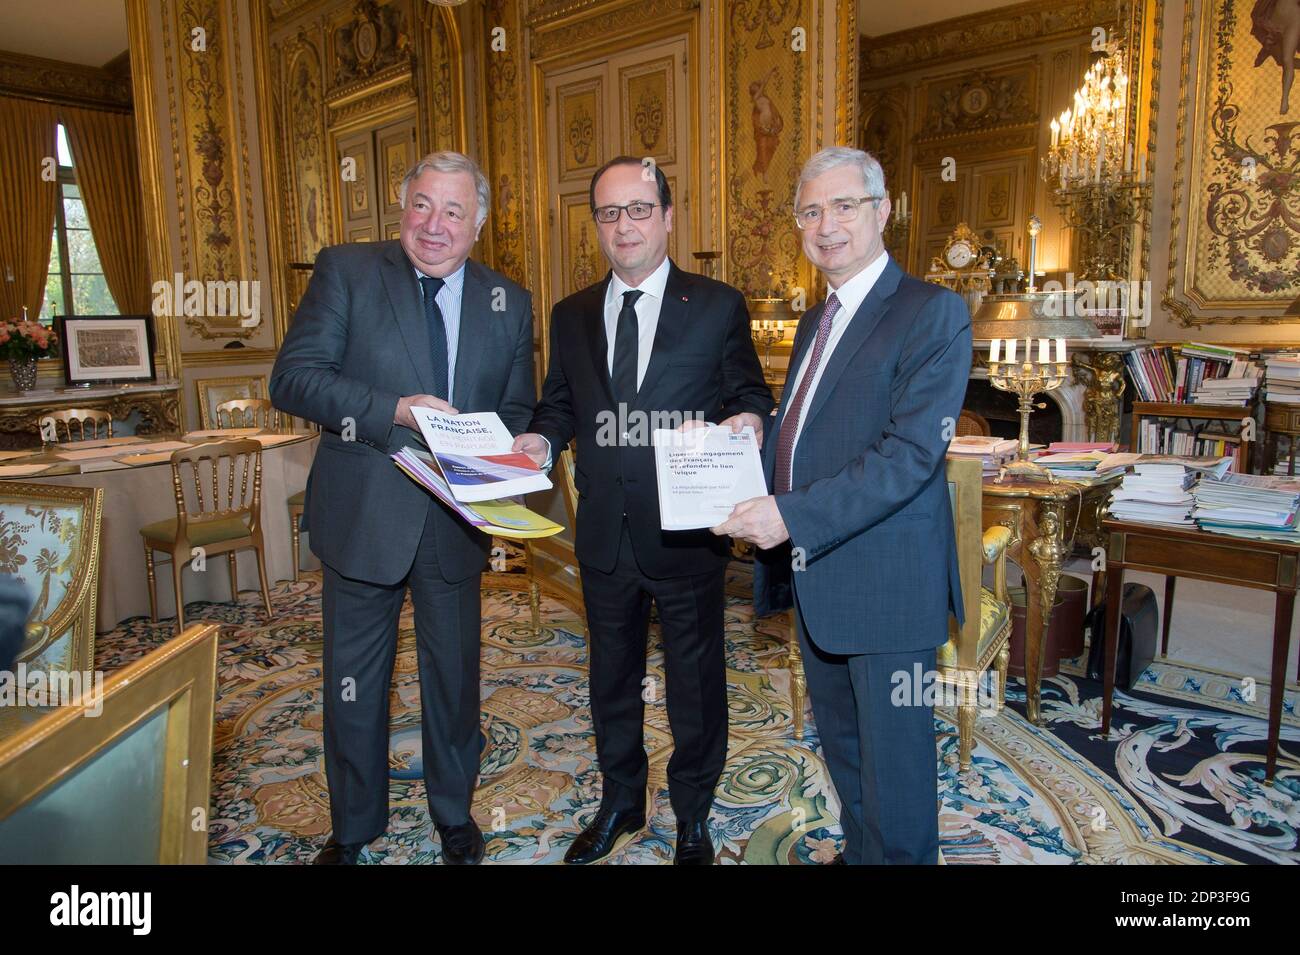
[612,289,643,406]
[419,275,449,400]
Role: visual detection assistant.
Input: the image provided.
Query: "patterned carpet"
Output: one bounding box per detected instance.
[92,556,1299,865]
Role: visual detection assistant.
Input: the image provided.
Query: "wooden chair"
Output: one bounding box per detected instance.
[288,489,305,582]
[938,455,1012,769]
[956,409,991,437]
[38,409,113,443]
[0,483,103,676]
[139,439,272,633]
[525,446,585,637]
[215,398,275,430]
[195,374,267,429]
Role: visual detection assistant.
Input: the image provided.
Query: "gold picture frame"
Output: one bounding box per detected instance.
[0,624,219,864]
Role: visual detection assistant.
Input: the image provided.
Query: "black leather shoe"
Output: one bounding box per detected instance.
[674,820,714,865]
[563,805,645,864]
[313,838,364,864]
[436,820,485,865]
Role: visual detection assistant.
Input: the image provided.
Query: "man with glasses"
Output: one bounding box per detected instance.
[513,156,772,864]
[716,146,971,864]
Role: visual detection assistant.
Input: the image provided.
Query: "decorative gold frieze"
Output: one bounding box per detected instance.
[0,51,132,110]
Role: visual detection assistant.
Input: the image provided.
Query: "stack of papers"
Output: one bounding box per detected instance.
[410,408,551,502]
[1108,463,1198,527]
[1190,367,1262,404]
[393,447,562,539]
[947,435,1019,476]
[1032,450,1130,485]
[1193,473,1300,541]
[1264,355,1300,405]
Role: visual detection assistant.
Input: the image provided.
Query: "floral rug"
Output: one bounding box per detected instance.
[92,560,1298,865]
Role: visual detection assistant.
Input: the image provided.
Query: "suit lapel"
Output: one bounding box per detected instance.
[632,261,686,411]
[797,258,903,436]
[583,275,616,406]
[453,260,488,406]
[379,242,435,394]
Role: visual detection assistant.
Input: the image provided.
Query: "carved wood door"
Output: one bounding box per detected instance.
[543,36,690,311]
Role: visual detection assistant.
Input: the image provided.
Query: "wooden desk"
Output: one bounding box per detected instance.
[1099,518,1297,782]
[981,472,1120,724]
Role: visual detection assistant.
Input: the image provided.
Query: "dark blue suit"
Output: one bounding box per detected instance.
[753,255,971,864]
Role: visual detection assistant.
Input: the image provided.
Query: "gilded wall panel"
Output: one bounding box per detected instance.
[620,57,676,162]
[482,0,528,287]
[1176,0,1300,315]
[557,79,603,176]
[726,0,805,298]
[286,41,328,260]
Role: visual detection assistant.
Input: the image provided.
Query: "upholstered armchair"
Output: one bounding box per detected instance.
[939,455,1012,770]
[0,483,104,673]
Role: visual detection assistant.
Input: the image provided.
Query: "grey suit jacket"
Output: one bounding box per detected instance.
[270,240,536,585]
[753,256,971,656]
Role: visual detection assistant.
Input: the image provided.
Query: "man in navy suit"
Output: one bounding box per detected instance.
[715,147,971,864]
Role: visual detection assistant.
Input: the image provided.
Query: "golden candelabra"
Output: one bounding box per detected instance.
[988,337,1069,483]
[1041,38,1150,281]
[749,318,788,370]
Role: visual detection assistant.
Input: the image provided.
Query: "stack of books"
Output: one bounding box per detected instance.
[1193,473,1300,542]
[1107,462,1198,527]
[947,435,1019,476]
[1263,354,1300,405]
[1031,442,1127,485]
[1124,342,1259,404]
[1133,418,1244,459]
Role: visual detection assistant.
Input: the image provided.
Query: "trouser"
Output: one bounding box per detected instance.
[796,602,940,864]
[319,509,483,844]
[578,521,728,823]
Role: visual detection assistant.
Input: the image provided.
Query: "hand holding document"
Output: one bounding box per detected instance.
[654,425,767,530]
[411,408,552,502]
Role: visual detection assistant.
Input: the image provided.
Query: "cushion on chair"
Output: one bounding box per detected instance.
[140,515,252,548]
[0,501,85,623]
[938,587,1010,668]
[287,490,305,506]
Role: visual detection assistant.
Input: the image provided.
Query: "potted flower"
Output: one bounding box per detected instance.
[0,318,58,392]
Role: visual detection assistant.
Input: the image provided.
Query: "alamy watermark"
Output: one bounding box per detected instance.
[0,665,104,717]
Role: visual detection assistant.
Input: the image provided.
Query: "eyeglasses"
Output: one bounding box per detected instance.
[793,196,883,230]
[593,201,661,223]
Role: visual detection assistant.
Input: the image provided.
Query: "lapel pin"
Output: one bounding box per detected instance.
[681,296,689,301]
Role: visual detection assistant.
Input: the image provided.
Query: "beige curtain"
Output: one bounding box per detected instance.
[0,96,58,321]
[61,105,150,315]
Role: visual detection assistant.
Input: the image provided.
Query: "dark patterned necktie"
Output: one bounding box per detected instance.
[419,275,448,400]
[774,293,842,494]
[611,289,643,406]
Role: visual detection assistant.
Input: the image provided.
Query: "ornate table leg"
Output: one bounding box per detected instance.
[1025,503,1067,725]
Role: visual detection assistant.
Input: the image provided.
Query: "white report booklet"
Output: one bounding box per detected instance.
[653,425,767,530]
[411,407,551,503]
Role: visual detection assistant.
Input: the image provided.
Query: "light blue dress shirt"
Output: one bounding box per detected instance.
[415,262,466,404]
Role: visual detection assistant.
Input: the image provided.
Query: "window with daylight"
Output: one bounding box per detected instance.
[39,123,119,324]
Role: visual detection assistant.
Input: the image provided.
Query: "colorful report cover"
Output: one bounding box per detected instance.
[411,408,552,502]
[392,447,563,540]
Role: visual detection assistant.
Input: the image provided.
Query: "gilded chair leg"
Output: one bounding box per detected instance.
[994,644,1010,715]
[788,620,806,740]
[529,580,541,637]
[957,703,975,771]
[171,556,186,634]
[290,514,301,583]
[253,545,273,617]
[143,542,158,622]
[228,552,239,602]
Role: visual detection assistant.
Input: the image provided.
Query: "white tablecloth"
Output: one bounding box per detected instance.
[34,435,320,632]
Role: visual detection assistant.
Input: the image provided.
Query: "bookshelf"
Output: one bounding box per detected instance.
[1129,401,1257,473]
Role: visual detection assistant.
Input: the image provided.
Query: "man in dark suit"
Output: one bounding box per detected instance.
[512,156,772,864]
[270,151,536,865]
[716,147,971,865]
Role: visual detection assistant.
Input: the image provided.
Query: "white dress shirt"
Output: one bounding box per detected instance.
[605,255,671,389]
[784,251,889,456]
[414,262,466,404]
